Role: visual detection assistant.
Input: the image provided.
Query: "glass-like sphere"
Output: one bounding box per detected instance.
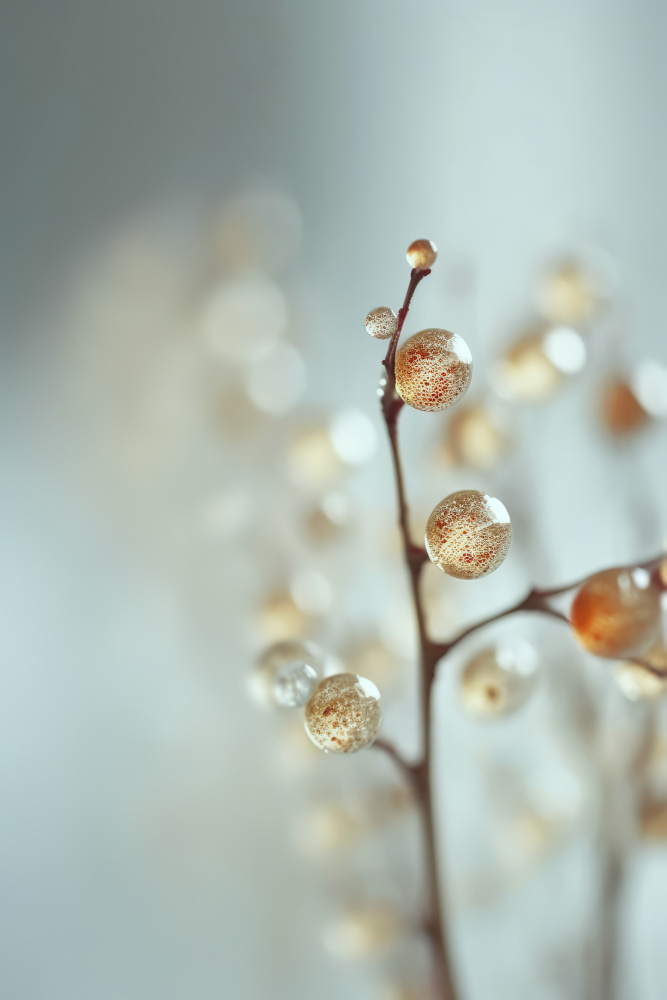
[571,568,662,659]
[538,260,600,325]
[425,489,512,579]
[440,403,509,469]
[323,903,402,959]
[600,377,650,435]
[251,639,324,708]
[395,329,472,412]
[305,673,381,753]
[365,306,398,340]
[406,238,438,269]
[459,641,539,718]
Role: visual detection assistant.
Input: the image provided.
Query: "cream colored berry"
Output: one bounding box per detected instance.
[425,489,511,579]
[305,673,381,753]
[365,306,398,340]
[406,238,438,269]
[459,642,539,718]
[395,329,472,412]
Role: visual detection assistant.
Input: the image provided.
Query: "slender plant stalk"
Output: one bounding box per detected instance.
[374,265,665,999]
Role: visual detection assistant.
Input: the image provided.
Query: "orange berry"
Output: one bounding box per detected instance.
[600,377,649,435]
[395,329,472,412]
[406,239,437,269]
[425,489,511,579]
[570,568,661,659]
[365,306,398,340]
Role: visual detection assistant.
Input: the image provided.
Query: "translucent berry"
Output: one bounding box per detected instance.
[395,329,472,412]
[492,324,586,403]
[406,238,438,269]
[323,903,402,958]
[600,377,650,435]
[440,402,509,469]
[251,639,324,708]
[365,306,398,340]
[570,567,662,659]
[425,489,511,579]
[538,260,601,325]
[615,644,667,701]
[305,673,381,753]
[293,802,364,856]
[459,641,539,719]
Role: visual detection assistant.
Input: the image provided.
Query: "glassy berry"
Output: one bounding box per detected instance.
[600,377,650,435]
[365,306,398,340]
[305,673,381,753]
[425,489,511,579]
[395,329,472,412]
[570,568,661,659]
[406,238,437,269]
[251,639,324,708]
[459,641,539,718]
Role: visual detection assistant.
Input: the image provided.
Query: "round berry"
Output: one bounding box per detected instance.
[365,306,398,340]
[251,639,324,708]
[425,489,511,579]
[406,239,437,269]
[440,403,509,469]
[600,377,649,436]
[459,641,539,718]
[395,328,472,412]
[305,673,381,753]
[570,568,662,659]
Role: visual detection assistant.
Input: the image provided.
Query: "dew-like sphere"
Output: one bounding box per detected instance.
[538,260,600,325]
[615,654,667,702]
[256,591,309,642]
[570,568,662,659]
[288,426,344,489]
[425,489,512,579]
[459,641,539,718]
[441,403,509,469]
[406,238,438,269]
[293,802,364,856]
[251,639,324,708]
[600,377,650,436]
[305,673,381,753]
[491,326,580,403]
[365,306,398,340]
[323,903,402,959]
[395,329,472,412]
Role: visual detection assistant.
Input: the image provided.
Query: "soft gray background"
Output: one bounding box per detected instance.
[1,2,666,999]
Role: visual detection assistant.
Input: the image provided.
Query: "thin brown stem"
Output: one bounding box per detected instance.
[379,266,458,1000]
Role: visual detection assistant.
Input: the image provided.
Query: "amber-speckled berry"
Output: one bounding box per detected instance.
[425,489,511,579]
[406,239,437,269]
[395,329,472,412]
[305,673,381,753]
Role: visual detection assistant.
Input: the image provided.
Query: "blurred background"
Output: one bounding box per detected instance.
[1,2,667,998]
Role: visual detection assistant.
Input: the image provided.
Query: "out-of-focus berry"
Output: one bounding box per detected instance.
[305,673,381,753]
[599,377,650,436]
[570,567,662,659]
[615,641,667,701]
[491,324,586,403]
[395,329,472,412]
[365,306,398,340]
[344,637,401,689]
[406,239,438,269]
[293,802,365,856]
[459,641,539,718]
[323,903,403,959]
[439,402,510,469]
[256,589,310,641]
[251,639,324,708]
[288,425,344,489]
[538,260,601,325]
[425,489,511,579]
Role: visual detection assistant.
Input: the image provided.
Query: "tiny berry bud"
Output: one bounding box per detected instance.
[395,328,472,412]
[305,673,381,753]
[425,489,511,579]
[571,568,662,659]
[365,306,398,341]
[406,238,437,269]
[459,642,539,719]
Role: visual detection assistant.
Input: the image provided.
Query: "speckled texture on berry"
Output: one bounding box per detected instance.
[395,329,472,412]
[571,568,661,659]
[425,489,511,579]
[365,306,398,340]
[406,239,438,269]
[305,673,381,753]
